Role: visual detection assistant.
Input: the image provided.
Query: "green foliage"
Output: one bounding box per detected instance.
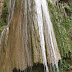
[15,0,19,8]
[1,0,8,26]
[0,0,8,35]
[64,5,72,13]
[0,30,2,35]
[3,42,6,53]
[62,60,70,71]
[48,1,72,72]
[62,16,70,30]
[0,26,4,35]
[1,19,5,26]
[6,0,9,6]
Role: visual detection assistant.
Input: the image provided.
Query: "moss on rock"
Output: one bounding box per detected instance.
[0,0,8,35]
[48,1,72,72]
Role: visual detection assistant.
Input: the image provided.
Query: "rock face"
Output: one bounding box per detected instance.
[0,0,61,72]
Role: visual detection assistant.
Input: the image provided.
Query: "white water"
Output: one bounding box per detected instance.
[35,0,61,72]
[5,27,9,46]
[35,0,49,72]
[41,0,59,71]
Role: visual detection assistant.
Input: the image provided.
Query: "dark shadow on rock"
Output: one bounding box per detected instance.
[12,63,44,72]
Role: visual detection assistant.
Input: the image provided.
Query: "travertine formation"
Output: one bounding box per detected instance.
[0,0,61,72]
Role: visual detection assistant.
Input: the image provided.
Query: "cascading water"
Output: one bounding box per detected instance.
[0,0,61,72]
[41,0,61,71]
[35,0,49,72]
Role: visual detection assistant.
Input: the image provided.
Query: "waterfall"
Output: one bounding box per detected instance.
[35,0,49,72]
[42,0,59,69]
[34,0,61,72]
[0,0,61,72]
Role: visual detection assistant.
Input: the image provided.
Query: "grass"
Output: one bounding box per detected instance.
[48,1,72,72]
